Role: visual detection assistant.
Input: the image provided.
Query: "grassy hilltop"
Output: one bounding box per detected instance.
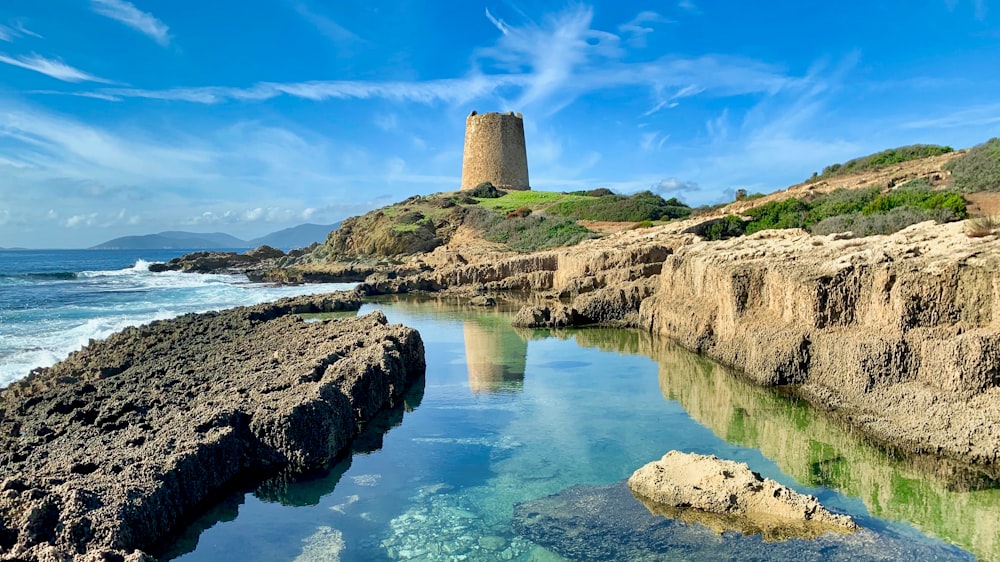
[289,138,1000,267]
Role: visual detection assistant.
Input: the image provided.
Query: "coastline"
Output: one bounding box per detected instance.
[351,218,1000,476]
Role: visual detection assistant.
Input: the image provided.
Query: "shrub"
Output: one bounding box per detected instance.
[568,187,615,197]
[965,215,1000,238]
[633,220,654,229]
[586,187,615,197]
[702,215,748,240]
[813,145,954,181]
[734,189,765,202]
[944,138,1000,192]
[461,206,595,251]
[546,190,691,222]
[810,207,956,237]
[744,198,810,234]
[506,207,532,219]
[468,182,505,198]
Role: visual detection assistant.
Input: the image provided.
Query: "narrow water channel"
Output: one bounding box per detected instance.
[159,297,998,561]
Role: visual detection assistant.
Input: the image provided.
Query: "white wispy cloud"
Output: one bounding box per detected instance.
[485,8,511,35]
[678,0,700,13]
[91,75,530,104]
[291,1,364,45]
[619,11,671,46]
[90,0,171,46]
[0,21,41,42]
[0,53,113,83]
[902,103,1000,129]
[76,5,796,115]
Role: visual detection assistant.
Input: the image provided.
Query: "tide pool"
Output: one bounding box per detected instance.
[158,297,994,562]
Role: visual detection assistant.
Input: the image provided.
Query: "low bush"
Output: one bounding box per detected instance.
[810,145,954,181]
[944,138,1000,192]
[462,206,595,251]
[965,215,1000,238]
[506,207,532,219]
[547,191,691,222]
[468,182,505,198]
[694,184,967,240]
[810,207,959,237]
[567,187,615,197]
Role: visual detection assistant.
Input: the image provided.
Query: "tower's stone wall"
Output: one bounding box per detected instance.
[460,111,530,191]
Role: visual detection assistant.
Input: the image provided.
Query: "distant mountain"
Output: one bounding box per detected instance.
[157,231,249,248]
[248,223,338,249]
[91,223,339,251]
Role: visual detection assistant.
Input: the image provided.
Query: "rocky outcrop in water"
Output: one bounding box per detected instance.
[148,245,289,274]
[0,292,425,561]
[512,481,971,561]
[627,451,857,540]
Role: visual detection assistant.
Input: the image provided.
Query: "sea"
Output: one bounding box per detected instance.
[0,249,356,387]
[1,249,996,561]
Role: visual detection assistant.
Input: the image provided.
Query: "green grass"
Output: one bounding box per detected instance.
[475,190,589,213]
[475,189,692,222]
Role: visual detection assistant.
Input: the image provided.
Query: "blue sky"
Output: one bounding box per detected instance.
[0,1,997,248]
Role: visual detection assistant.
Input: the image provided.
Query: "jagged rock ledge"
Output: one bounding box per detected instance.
[627,451,857,541]
[0,292,425,561]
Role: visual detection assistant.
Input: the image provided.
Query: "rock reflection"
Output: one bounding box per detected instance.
[565,328,1000,562]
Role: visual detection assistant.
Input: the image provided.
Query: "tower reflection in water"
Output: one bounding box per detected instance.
[463,318,527,394]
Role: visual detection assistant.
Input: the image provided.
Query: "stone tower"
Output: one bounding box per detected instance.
[460,110,530,191]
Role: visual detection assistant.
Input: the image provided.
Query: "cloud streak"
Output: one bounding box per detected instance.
[90,0,170,46]
[0,53,113,83]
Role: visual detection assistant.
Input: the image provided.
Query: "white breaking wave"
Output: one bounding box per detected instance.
[0,264,357,387]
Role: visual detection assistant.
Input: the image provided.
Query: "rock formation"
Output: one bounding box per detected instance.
[627,451,858,540]
[0,293,425,561]
[359,218,1000,474]
[512,481,970,561]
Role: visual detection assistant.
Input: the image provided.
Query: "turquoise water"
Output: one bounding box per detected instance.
[159,298,993,562]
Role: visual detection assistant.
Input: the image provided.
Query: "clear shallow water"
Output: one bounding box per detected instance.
[0,249,356,386]
[158,298,997,562]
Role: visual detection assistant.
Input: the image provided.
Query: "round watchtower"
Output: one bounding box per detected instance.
[460,111,530,191]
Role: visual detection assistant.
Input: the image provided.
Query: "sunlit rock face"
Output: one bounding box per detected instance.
[627,450,858,541]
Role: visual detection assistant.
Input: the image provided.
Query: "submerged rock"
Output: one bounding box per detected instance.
[0,293,424,561]
[628,451,857,540]
[512,481,971,561]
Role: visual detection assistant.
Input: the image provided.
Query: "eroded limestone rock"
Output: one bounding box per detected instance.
[0,293,424,561]
[628,451,857,541]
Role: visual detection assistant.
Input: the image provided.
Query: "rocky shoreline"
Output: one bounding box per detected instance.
[0,292,424,561]
[257,218,1000,477]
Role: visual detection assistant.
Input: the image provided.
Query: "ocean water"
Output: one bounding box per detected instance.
[2,252,996,561]
[0,249,356,386]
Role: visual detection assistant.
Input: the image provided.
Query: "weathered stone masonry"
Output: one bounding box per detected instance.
[460,111,530,191]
